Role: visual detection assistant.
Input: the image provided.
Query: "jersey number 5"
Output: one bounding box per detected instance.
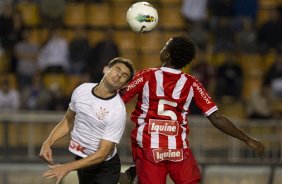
[158,99,177,120]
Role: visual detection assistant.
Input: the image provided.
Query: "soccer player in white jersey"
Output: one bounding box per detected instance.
[39,58,135,184]
[120,35,265,184]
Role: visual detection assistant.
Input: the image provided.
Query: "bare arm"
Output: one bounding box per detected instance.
[65,139,114,169]
[39,108,75,164]
[42,139,116,184]
[207,111,265,158]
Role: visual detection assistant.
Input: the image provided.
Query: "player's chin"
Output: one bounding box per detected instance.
[110,77,121,84]
[111,82,124,90]
[111,80,126,89]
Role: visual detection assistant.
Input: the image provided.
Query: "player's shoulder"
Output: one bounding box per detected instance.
[73,83,96,94]
[136,68,158,76]
[113,94,127,109]
[183,73,198,81]
[77,82,96,88]
[182,73,204,87]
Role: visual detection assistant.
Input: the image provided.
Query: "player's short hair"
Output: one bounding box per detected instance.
[167,35,196,69]
[108,58,135,82]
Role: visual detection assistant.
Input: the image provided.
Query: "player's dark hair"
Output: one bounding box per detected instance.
[108,58,135,82]
[167,35,196,69]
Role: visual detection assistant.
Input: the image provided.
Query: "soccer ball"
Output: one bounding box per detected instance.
[126,2,158,33]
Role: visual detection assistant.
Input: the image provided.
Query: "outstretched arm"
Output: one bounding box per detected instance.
[39,108,75,164]
[207,111,265,158]
[42,139,115,184]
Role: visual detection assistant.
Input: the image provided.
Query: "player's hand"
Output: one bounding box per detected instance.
[246,138,265,158]
[42,164,69,184]
[39,143,54,164]
[120,165,137,184]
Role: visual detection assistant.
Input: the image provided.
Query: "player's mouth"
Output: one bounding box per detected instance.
[111,77,120,84]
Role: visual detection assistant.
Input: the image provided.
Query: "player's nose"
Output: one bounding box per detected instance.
[117,72,122,77]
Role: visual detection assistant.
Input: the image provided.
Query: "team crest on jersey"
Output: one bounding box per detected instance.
[96,107,109,120]
[148,119,179,136]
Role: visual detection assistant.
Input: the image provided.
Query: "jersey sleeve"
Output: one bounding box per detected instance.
[192,78,218,116]
[69,84,84,112]
[102,105,126,144]
[121,69,148,103]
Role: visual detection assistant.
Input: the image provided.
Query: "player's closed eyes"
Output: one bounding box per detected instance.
[114,66,129,80]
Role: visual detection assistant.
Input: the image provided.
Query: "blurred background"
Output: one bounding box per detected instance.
[0,0,281,183]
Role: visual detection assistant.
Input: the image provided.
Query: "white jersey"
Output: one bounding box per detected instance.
[68,83,126,160]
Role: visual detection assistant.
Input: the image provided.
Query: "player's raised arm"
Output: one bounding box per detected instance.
[207,111,265,158]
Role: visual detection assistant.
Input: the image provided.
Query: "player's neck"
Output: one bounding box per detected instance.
[162,62,177,69]
[93,84,116,98]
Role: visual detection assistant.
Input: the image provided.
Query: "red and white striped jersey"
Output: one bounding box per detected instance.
[122,67,218,149]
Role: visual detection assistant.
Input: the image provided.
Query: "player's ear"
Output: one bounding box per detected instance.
[161,48,170,60]
[165,53,170,59]
[103,66,110,74]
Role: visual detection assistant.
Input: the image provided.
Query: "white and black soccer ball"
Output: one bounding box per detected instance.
[126,2,158,33]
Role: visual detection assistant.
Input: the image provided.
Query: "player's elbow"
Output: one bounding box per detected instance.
[92,151,110,164]
[208,111,226,126]
[99,153,109,162]
[208,111,221,121]
[96,157,107,165]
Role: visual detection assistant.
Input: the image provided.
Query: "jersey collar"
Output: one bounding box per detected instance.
[92,85,117,100]
[160,67,182,74]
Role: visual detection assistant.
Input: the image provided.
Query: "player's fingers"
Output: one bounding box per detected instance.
[45,152,53,164]
[42,171,54,178]
[39,152,46,159]
[43,158,53,165]
[49,160,54,164]
[49,164,61,169]
[48,152,53,162]
[255,144,265,158]
[40,155,49,163]
[56,177,62,184]
[45,175,56,179]
[43,154,54,165]
[39,153,51,163]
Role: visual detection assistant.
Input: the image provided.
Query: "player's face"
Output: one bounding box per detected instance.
[104,63,131,89]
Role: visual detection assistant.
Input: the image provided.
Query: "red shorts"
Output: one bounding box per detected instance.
[132,146,201,184]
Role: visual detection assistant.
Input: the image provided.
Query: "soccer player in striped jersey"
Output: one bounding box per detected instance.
[120,35,265,184]
[39,58,135,184]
